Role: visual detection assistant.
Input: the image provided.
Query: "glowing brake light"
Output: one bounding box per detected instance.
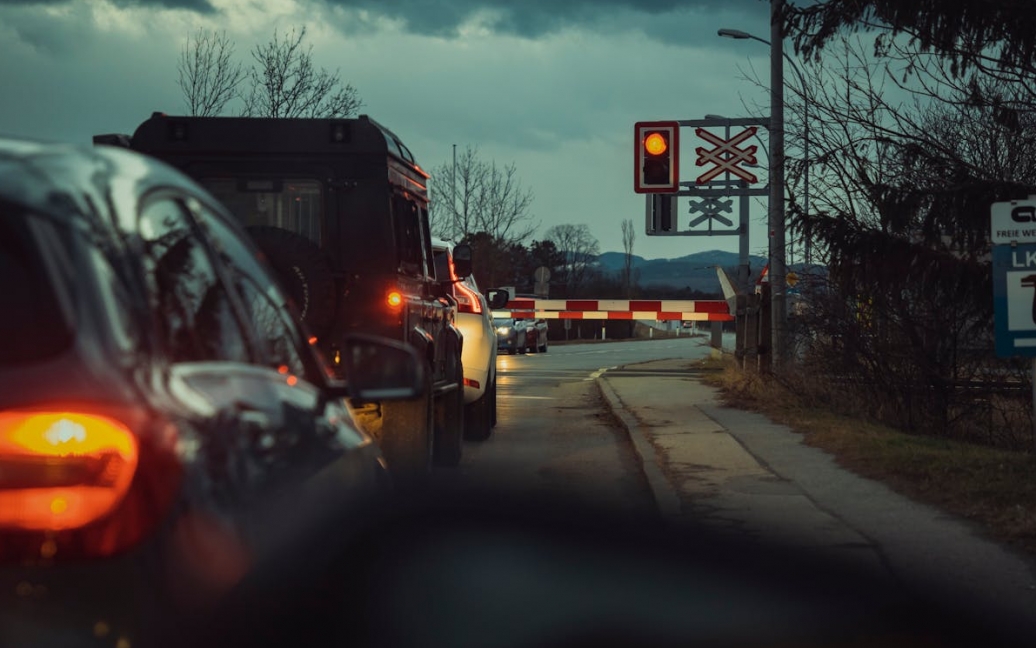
[0,411,139,531]
[454,280,483,315]
[387,291,403,308]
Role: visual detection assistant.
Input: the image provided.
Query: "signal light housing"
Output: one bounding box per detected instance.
[634,121,680,193]
[646,194,676,234]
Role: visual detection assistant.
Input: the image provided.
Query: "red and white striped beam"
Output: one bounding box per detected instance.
[494,299,733,322]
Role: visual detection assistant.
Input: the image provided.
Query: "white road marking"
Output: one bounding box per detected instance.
[585,366,616,381]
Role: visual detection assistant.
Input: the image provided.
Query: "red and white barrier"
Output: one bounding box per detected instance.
[494,299,733,322]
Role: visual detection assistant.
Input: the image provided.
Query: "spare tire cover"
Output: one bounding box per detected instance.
[245,226,337,337]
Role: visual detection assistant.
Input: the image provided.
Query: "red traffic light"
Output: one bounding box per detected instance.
[634,121,679,193]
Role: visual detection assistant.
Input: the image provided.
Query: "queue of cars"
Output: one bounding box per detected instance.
[494,315,548,355]
[0,137,425,644]
[101,112,471,479]
[0,114,527,643]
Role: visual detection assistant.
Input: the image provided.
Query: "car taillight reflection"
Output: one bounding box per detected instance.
[0,411,139,531]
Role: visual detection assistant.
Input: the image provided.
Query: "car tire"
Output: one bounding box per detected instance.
[245,226,337,338]
[377,361,433,485]
[433,350,465,467]
[464,386,492,442]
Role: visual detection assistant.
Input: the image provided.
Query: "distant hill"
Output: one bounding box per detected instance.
[596,249,769,294]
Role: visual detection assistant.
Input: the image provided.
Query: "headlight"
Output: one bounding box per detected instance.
[496,326,512,334]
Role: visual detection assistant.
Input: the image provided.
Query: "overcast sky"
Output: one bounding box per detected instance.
[0,0,785,260]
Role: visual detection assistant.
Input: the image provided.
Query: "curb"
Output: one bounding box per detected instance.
[595,374,682,520]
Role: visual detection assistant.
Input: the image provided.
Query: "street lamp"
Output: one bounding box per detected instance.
[717,2,794,368]
[718,26,811,266]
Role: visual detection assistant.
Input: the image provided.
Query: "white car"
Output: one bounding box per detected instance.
[432,240,503,441]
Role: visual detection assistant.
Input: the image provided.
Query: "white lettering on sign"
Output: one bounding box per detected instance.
[991,200,1036,244]
[1012,250,1036,267]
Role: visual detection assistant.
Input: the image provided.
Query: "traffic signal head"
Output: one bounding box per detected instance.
[634,121,679,193]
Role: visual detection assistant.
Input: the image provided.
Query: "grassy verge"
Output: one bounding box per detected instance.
[695,356,1036,555]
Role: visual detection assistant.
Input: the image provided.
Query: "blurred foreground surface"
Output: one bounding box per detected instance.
[187,485,1030,648]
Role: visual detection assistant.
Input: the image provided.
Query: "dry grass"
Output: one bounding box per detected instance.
[695,356,1036,555]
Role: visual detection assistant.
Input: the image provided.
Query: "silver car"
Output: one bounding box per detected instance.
[494,317,527,355]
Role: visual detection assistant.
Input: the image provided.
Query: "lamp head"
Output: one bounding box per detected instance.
[717,28,752,39]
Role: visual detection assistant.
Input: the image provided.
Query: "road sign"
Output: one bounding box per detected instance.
[991,199,1036,244]
[694,127,758,185]
[786,271,799,287]
[993,243,1036,357]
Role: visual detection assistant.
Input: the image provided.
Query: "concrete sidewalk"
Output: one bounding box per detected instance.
[597,357,1036,640]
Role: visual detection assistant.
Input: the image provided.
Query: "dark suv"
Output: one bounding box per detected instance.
[97,113,469,474]
[0,137,424,645]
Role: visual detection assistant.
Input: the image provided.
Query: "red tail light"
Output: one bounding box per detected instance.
[0,411,138,531]
[0,408,182,560]
[386,290,403,308]
[455,280,483,315]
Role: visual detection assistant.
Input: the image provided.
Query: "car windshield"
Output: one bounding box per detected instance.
[0,210,73,365]
[14,3,1036,644]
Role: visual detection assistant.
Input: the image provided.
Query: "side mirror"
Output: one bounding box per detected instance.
[452,244,473,279]
[485,288,510,310]
[323,334,425,403]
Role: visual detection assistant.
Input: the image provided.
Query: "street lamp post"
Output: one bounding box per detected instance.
[717,26,810,266]
[718,0,803,367]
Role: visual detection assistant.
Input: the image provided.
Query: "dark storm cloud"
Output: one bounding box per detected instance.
[0,0,216,11]
[1,0,760,37]
[324,0,764,38]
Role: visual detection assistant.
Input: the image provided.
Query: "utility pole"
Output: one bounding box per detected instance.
[769,0,787,369]
[452,144,457,237]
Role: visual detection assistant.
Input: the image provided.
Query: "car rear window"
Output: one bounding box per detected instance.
[201,177,323,245]
[0,210,73,364]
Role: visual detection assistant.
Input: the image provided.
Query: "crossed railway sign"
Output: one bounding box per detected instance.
[694,126,759,184]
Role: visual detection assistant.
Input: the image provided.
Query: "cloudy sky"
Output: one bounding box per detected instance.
[0,0,784,260]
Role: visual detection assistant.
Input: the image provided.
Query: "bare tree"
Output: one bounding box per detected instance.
[430,146,483,241]
[242,26,363,118]
[780,34,1036,446]
[544,223,600,297]
[177,29,245,116]
[620,219,636,298]
[429,145,538,245]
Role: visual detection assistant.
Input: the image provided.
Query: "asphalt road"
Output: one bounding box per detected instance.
[432,335,720,510]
